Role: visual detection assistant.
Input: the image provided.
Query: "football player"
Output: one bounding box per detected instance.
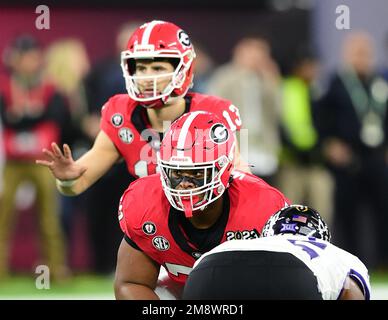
[183,205,371,300]
[114,111,290,299]
[36,20,249,196]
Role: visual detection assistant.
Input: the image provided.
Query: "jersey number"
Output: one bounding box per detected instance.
[134,160,148,177]
[134,160,160,178]
[288,238,327,260]
[223,105,242,132]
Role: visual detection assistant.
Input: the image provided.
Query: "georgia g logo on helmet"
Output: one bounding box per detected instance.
[210,123,229,144]
[178,30,191,48]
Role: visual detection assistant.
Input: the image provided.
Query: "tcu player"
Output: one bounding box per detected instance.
[114,111,290,299]
[183,205,371,300]
[36,20,248,195]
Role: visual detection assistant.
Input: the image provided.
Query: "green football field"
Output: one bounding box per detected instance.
[0,274,115,300]
[0,272,387,300]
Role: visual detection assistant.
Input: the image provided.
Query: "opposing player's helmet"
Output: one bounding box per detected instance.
[121,20,196,108]
[158,111,235,218]
[261,204,331,241]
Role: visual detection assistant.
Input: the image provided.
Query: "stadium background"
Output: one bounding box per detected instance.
[0,0,387,299]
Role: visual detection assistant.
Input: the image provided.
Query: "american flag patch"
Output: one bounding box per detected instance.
[292,215,307,223]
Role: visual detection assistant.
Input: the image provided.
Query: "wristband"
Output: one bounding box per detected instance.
[56,178,76,188]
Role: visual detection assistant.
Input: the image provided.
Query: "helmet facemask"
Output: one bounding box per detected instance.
[158,110,235,218]
[158,154,232,218]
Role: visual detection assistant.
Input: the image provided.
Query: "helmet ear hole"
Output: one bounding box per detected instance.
[127,59,136,75]
[168,58,180,70]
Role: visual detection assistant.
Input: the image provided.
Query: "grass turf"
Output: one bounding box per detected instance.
[0,272,387,300]
[0,274,114,299]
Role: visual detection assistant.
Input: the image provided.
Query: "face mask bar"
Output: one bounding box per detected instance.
[172,185,220,212]
[129,72,176,100]
[120,50,194,102]
[158,160,227,213]
[167,167,213,189]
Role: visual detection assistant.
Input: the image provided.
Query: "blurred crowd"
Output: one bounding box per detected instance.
[0,21,387,281]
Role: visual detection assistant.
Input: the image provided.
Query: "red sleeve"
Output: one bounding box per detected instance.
[117,181,141,238]
[266,187,292,217]
[275,192,292,212]
[118,183,149,252]
[245,173,292,222]
[257,186,291,232]
[100,97,115,136]
[118,190,130,237]
[99,95,128,158]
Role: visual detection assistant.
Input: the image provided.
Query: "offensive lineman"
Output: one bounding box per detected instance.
[114,111,290,299]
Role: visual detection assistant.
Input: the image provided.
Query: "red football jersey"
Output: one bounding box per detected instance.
[118,170,290,285]
[100,92,242,178]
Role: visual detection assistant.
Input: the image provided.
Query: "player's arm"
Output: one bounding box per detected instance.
[114,238,161,300]
[36,130,120,196]
[339,276,366,300]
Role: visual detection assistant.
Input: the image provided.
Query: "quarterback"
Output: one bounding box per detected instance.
[114,111,290,299]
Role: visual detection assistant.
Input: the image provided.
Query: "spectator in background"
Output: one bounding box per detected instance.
[316,31,388,269]
[207,36,282,184]
[190,42,214,93]
[85,21,143,109]
[381,31,388,83]
[277,47,334,226]
[0,35,69,280]
[44,38,91,269]
[81,22,141,274]
[0,120,4,195]
[45,38,90,152]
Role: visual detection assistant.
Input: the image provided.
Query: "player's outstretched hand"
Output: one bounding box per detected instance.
[36,142,87,181]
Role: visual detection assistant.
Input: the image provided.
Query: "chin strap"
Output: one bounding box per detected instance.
[140,99,165,109]
[140,93,174,109]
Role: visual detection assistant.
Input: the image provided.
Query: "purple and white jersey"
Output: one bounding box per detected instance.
[193,235,371,300]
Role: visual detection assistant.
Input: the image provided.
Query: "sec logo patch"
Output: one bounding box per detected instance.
[118,127,134,144]
[152,236,170,251]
